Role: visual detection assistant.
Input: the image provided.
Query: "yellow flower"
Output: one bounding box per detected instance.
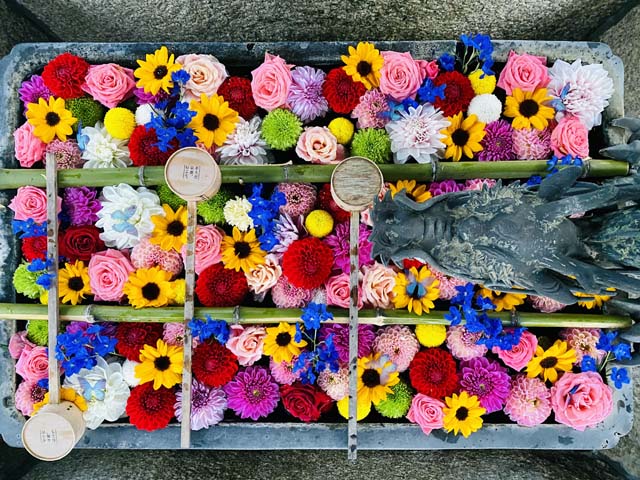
[135,339,183,390]
[389,179,432,203]
[189,93,239,148]
[415,324,447,347]
[337,395,372,421]
[328,117,355,144]
[526,340,577,383]
[574,288,615,309]
[151,204,188,252]
[33,387,88,414]
[477,287,527,312]
[305,210,334,238]
[123,267,175,309]
[442,113,486,162]
[504,88,555,130]
[263,322,308,363]
[357,353,400,408]
[26,97,77,143]
[392,266,440,315]
[59,260,92,305]
[220,227,266,274]
[134,46,182,95]
[104,107,136,140]
[341,42,384,90]
[443,391,486,438]
[170,279,186,305]
[468,69,496,95]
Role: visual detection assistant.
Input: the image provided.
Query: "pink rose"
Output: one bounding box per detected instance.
[497,51,550,95]
[407,393,445,435]
[251,53,293,111]
[226,325,267,366]
[295,126,344,165]
[9,186,61,223]
[246,254,282,296]
[361,263,396,309]
[325,273,363,309]
[82,63,136,109]
[14,122,46,168]
[551,372,613,431]
[420,60,439,81]
[176,54,228,101]
[551,115,589,159]
[182,225,224,275]
[379,51,424,101]
[88,249,135,301]
[15,345,49,382]
[492,330,538,371]
[9,331,35,359]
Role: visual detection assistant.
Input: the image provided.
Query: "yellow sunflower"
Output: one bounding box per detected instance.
[357,353,399,408]
[526,340,577,383]
[123,267,175,309]
[189,93,239,148]
[574,288,616,309]
[443,391,486,438]
[26,97,77,144]
[441,113,486,162]
[341,42,384,90]
[392,266,440,315]
[134,45,182,95]
[135,339,183,390]
[59,260,92,305]
[504,87,555,130]
[389,180,432,203]
[263,322,308,363]
[220,227,266,274]
[477,287,527,312]
[150,204,188,252]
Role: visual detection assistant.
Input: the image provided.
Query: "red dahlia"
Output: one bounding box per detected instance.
[192,340,239,387]
[282,237,334,290]
[41,52,90,99]
[403,259,426,271]
[128,125,177,166]
[126,383,175,431]
[195,263,248,307]
[409,348,459,399]
[115,322,164,361]
[433,71,475,117]
[21,236,47,262]
[218,76,257,120]
[317,184,350,224]
[322,67,366,115]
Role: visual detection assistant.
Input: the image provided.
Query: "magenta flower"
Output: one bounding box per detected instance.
[319,324,375,364]
[223,366,280,420]
[63,186,102,226]
[460,357,511,413]
[428,180,462,197]
[287,66,329,123]
[19,75,52,108]
[324,222,373,274]
[479,120,514,161]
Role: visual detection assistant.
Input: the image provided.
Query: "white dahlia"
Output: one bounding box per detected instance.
[218,116,269,165]
[81,122,131,168]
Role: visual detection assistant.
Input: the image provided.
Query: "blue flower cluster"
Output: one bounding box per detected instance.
[247,183,286,251]
[580,331,632,389]
[460,33,494,76]
[27,257,56,290]
[546,154,583,175]
[188,315,230,344]
[55,324,117,376]
[438,53,456,72]
[417,78,446,105]
[12,219,47,239]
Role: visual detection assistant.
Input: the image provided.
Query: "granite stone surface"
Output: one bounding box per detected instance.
[0,0,49,57]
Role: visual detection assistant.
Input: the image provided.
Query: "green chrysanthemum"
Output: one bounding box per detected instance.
[197,187,233,225]
[13,263,44,299]
[27,320,49,346]
[374,380,414,418]
[65,97,106,131]
[157,184,187,211]
[261,108,303,150]
[351,128,392,164]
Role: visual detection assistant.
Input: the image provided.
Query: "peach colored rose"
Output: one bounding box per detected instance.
[326,273,363,309]
[251,53,293,111]
[492,330,538,371]
[407,393,445,435]
[9,331,35,360]
[176,54,228,101]
[226,325,267,366]
[14,122,46,168]
[295,126,344,165]
[88,249,135,302]
[82,63,136,108]
[246,254,282,295]
[551,372,613,431]
[379,51,424,101]
[9,186,61,223]
[361,263,396,309]
[181,225,224,275]
[15,345,49,382]
[551,115,589,159]
[497,51,550,95]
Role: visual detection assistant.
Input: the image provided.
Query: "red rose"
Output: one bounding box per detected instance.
[280,382,333,422]
[59,226,105,262]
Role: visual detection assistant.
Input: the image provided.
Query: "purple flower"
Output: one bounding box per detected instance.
[175,379,227,430]
[63,187,101,226]
[325,222,373,274]
[319,324,375,363]
[133,87,168,105]
[19,75,52,109]
[478,120,514,161]
[287,66,329,123]
[223,366,280,420]
[460,357,511,413]
[429,179,462,197]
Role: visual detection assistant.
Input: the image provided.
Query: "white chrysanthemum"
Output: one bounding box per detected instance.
[122,359,141,387]
[385,104,450,164]
[96,183,163,249]
[218,117,269,165]
[81,122,131,168]
[135,104,157,126]
[64,357,130,430]
[467,94,502,124]
[548,59,614,130]
[223,196,254,231]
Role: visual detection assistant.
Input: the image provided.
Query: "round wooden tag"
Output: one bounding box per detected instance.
[164,147,222,202]
[330,156,384,212]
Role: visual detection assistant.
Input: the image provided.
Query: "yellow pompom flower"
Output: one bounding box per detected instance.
[58,260,92,305]
[26,97,77,143]
[33,387,88,414]
[526,340,577,383]
[341,42,384,90]
[305,210,334,238]
[504,87,555,130]
[337,395,372,421]
[189,93,239,148]
[415,324,447,347]
[468,69,496,95]
[134,46,182,95]
[357,353,400,408]
[220,227,266,274]
[150,204,188,252]
[477,287,527,312]
[442,112,486,162]
[104,107,136,140]
[135,339,183,390]
[328,117,355,145]
[389,179,432,203]
[392,266,440,315]
[574,288,615,309]
[123,267,175,309]
[443,391,486,438]
[170,279,186,305]
[263,322,308,363]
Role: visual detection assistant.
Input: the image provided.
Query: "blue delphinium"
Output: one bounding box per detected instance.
[546,154,583,175]
[612,343,632,361]
[12,219,47,238]
[611,367,630,389]
[27,257,56,290]
[247,183,286,251]
[526,175,543,187]
[417,78,446,104]
[55,324,117,377]
[460,33,494,76]
[438,53,456,72]
[597,331,619,352]
[188,315,230,344]
[580,355,597,372]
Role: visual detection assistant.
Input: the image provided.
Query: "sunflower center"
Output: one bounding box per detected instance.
[142,282,160,300]
[234,241,251,259]
[455,406,469,421]
[451,128,470,147]
[519,99,539,118]
[154,355,171,371]
[153,66,168,79]
[356,60,372,76]
[45,112,60,127]
[167,220,185,236]
[276,332,292,346]
[540,356,558,369]
[68,276,85,291]
[362,368,381,388]
[203,113,220,131]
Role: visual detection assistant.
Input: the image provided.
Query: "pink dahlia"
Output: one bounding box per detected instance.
[504,375,552,426]
[512,127,552,160]
[224,366,280,420]
[478,120,514,161]
[271,276,313,308]
[45,140,83,169]
[15,379,47,416]
[460,357,511,413]
[324,222,374,275]
[175,379,226,431]
[319,323,375,364]
[428,265,467,301]
[277,183,317,218]
[317,365,349,401]
[269,356,301,385]
[464,178,497,192]
[130,237,183,277]
[351,88,391,129]
[559,328,606,363]
[529,295,567,313]
[446,325,488,361]
[287,66,328,123]
[163,322,198,348]
[373,325,420,373]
